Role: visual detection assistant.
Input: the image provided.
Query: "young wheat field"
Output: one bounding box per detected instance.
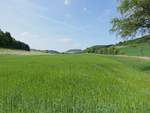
[0,54,150,113]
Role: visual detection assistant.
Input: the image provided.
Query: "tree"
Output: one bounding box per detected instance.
[0,29,30,51]
[111,0,150,39]
[0,29,2,34]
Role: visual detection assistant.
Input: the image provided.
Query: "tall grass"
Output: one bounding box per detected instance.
[0,55,150,113]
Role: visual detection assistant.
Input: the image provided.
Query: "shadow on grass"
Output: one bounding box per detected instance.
[140,65,150,73]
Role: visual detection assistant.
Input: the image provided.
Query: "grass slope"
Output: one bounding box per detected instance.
[0,48,49,55]
[0,54,150,113]
[117,43,150,56]
[116,36,150,56]
[85,36,150,57]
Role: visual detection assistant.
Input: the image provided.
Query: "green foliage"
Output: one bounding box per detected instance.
[0,55,150,113]
[111,0,150,38]
[0,29,30,51]
[84,45,120,55]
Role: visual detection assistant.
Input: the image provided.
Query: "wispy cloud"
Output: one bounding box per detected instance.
[59,38,73,43]
[83,7,88,12]
[18,31,81,51]
[64,0,71,6]
[38,15,88,33]
[0,0,118,51]
[65,13,72,19]
[20,32,39,39]
[57,37,81,50]
[20,32,30,37]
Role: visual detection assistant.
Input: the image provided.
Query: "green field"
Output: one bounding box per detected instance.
[118,43,150,57]
[0,54,150,113]
[84,36,150,57]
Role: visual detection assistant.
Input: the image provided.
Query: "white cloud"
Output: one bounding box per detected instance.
[65,13,72,19]
[20,32,39,39]
[83,7,87,12]
[38,15,88,33]
[0,0,85,51]
[18,32,81,51]
[59,38,73,43]
[20,32,30,37]
[57,37,81,51]
[64,0,71,6]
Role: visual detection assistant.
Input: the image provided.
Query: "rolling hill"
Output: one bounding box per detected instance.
[84,36,150,57]
[116,36,150,56]
[65,49,83,54]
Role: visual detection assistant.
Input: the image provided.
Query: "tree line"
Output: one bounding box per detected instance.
[84,45,120,55]
[0,29,30,51]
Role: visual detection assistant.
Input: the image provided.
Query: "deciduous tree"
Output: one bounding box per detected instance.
[111,0,150,39]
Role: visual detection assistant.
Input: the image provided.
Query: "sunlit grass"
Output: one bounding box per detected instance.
[0,54,150,113]
[118,43,150,57]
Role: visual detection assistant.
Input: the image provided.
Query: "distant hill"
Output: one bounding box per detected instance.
[46,50,60,54]
[84,36,150,57]
[31,49,60,54]
[65,49,83,54]
[84,45,113,53]
[0,29,30,51]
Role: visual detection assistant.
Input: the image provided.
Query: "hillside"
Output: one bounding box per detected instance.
[117,35,150,46]
[116,36,150,56]
[85,36,150,57]
[0,48,50,55]
[0,29,30,51]
[31,49,60,54]
[65,49,83,54]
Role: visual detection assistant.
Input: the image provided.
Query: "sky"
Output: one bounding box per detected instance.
[0,0,120,51]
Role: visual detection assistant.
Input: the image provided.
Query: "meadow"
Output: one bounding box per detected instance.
[0,54,150,113]
[118,43,150,57]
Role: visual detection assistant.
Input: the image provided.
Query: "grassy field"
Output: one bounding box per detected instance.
[0,48,49,55]
[0,54,150,113]
[118,43,150,57]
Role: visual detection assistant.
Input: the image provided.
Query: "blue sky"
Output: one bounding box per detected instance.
[0,0,120,51]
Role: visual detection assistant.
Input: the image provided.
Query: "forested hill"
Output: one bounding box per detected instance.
[0,29,30,51]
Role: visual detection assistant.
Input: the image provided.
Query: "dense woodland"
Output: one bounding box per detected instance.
[0,29,30,51]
